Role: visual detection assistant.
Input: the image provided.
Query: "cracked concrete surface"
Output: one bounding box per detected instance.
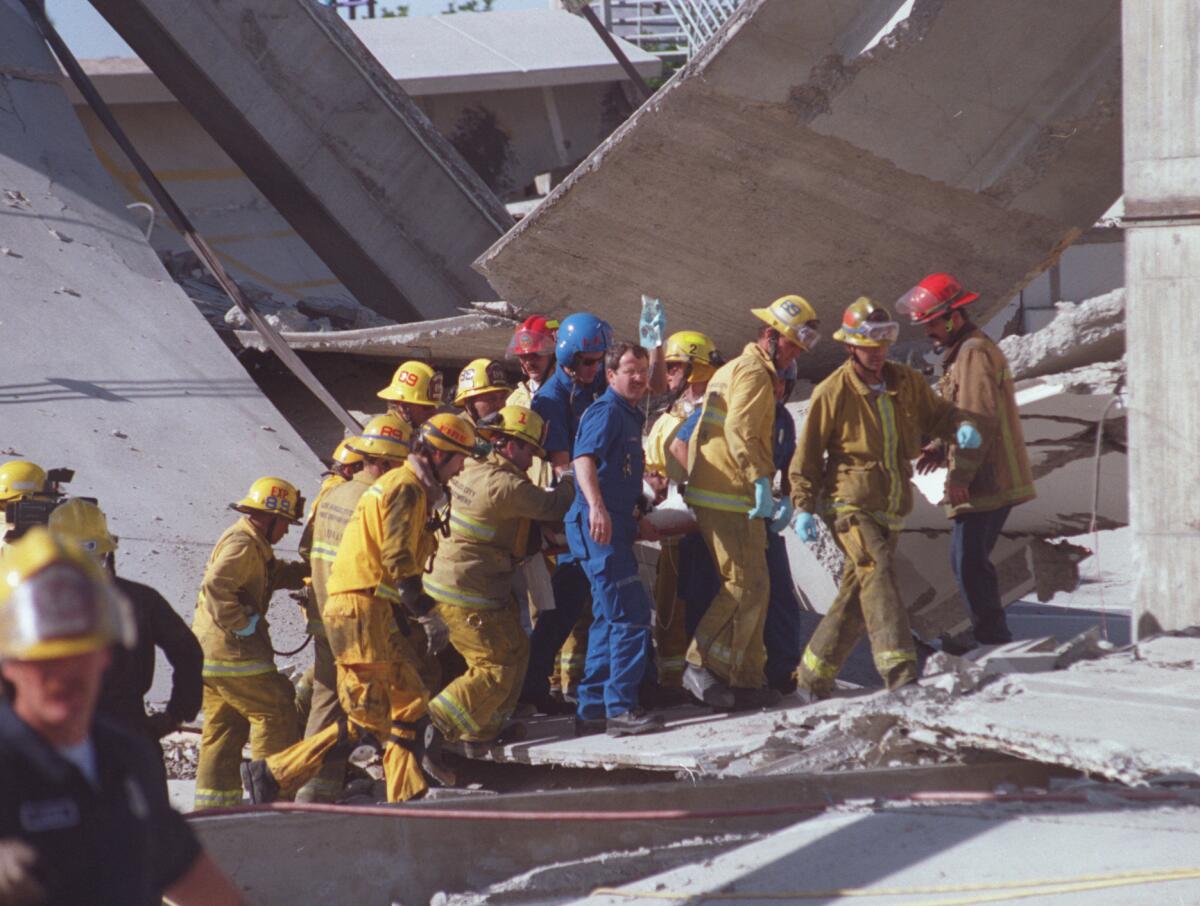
[476,0,1122,376]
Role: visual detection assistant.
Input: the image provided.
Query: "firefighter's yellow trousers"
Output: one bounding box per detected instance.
[264,591,430,803]
[195,670,298,810]
[797,513,917,696]
[653,537,687,687]
[295,632,347,803]
[685,507,769,688]
[428,601,529,742]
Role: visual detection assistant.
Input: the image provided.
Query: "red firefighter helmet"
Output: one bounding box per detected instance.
[896,273,980,324]
[506,316,559,358]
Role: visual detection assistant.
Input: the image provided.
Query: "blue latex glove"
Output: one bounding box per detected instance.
[793,511,819,543]
[768,497,794,534]
[639,295,666,349]
[747,477,774,519]
[232,613,260,638]
[956,423,982,450]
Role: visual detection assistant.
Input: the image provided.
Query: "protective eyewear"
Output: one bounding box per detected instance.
[846,320,900,343]
[795,325,821,350]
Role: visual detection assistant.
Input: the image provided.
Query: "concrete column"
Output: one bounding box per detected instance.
[1125,0,1200,636]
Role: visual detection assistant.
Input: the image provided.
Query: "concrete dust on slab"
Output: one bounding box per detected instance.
[571,800,1200,906]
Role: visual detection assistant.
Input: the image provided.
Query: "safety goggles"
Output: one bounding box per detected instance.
[845,320,900,343]
[794,325,821,350]
[576,354,604,368]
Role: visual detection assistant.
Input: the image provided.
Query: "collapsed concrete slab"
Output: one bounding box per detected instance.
[194,761,1058,905]
[0,0,320,692]
[467,636,1199,786]
[476,0,1122,373]
[575,797,1200,906]
[232,302,520,366]
[90,0,512,324]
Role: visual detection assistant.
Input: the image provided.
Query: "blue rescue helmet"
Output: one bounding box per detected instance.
[556,313,613,366]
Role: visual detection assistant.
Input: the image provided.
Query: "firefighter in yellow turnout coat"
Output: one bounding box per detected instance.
[296,421,407,802]
[789,298,981,696]
[645,331,721,689]
[244,414,479,804]
[682,297,820,710]
[424,406,575,742]
[193,478,308,810]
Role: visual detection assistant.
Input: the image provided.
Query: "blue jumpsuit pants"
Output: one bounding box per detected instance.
[568,515,652,719]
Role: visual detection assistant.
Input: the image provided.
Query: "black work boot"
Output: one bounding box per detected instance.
[573,716,606,737]
[606,709,665,737]
[240,759,280,805]
[683,664,735,710]
[730,686,783,712]
[420,719,457,788]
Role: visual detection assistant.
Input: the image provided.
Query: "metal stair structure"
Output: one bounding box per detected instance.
[589,0,740,62]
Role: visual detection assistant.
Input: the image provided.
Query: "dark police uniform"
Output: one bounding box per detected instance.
[0,700,201,905]
[566,386,650,719]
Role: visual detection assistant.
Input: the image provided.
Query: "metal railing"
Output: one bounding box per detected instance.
[591,0,740,61]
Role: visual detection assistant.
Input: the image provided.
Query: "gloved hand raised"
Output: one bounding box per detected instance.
[792,511,819,543]
[232,613,260,637]
[417,612,450,656]
[768,497,794,534]
[747,477,775,520]
[956,423,982,449]
[639,295,666,349]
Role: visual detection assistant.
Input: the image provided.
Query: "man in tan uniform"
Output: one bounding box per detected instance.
[423,406,575,746]
[192,478,308,810]
[789,298,980,698]
[898,272,1036,645]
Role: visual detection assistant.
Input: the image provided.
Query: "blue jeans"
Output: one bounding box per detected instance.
[519,559,590,703]
[567,517,652,719]
[951,506,1013,644]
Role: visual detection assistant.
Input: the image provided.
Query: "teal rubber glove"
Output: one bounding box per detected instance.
[956,423,982,450]
[232,613,260,637]
[747,477,774,519]
[769,497,794,534]
[793,511,819,543]
[639,295,666,349]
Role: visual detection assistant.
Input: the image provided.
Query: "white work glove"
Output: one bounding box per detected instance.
[0,839,45,906]
[417,613,450,656]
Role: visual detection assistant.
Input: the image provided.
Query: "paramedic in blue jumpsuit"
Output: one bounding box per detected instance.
[568,342,666,738]
[519,313,613,712]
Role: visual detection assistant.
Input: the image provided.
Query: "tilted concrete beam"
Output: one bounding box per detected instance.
[90,0,512,323]
[476,0,1122,374]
